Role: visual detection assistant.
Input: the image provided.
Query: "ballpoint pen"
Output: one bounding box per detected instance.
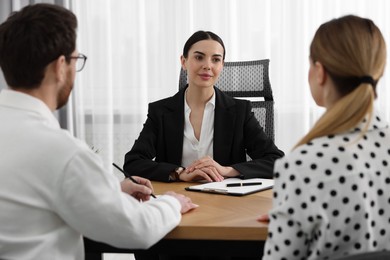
[226,182,262,187]
[112,163,157,198]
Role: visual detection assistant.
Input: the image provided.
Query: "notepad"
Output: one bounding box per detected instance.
[185,178,274,196]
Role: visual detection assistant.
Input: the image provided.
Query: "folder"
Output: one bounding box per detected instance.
[185,178,274,196]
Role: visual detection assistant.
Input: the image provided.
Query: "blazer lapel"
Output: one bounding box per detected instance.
[163,88,186,165]
[213,88,236,164]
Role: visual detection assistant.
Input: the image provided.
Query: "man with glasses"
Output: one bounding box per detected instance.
[0,3,197,260]
[69,53,88,72]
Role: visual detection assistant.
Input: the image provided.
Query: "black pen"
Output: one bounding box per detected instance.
[112,163,157,198]
[226,182,262,187]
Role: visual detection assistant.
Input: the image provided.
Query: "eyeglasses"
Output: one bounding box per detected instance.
[68,53,87,72]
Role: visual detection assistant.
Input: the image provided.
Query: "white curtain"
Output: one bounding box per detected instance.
[71,0,390,178]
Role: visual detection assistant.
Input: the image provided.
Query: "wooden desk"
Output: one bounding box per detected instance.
[85,181,272,259]
[154,181,272,240]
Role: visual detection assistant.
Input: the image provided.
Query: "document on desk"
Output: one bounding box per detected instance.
[185,178,274,196]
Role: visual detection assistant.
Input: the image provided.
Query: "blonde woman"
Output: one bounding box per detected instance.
[260,15,389,260]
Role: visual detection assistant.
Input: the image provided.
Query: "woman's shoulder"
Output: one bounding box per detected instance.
[149,90,184,109]
[276,134,357,173]
[150,96,174,106]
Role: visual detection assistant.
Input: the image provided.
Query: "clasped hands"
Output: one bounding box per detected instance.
[172,156,270,221]
[178,155,240,182]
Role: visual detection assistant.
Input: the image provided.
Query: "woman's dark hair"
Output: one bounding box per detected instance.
[0,3,77,89]
[182,31,226,60]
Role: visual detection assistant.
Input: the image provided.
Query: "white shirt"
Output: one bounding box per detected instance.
[181,90,215,167]
[263,110,390,260]
[0,89,181,260]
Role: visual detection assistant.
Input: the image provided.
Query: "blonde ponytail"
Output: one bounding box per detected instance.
[295,15,386,150]
[293,83,375,149]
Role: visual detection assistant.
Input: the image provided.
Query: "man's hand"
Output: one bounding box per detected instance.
[164,191,199,214]
[120,176,154,201]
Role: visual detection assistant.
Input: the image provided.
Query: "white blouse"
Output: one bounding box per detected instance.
[181,90,215,167]
[263,111,390,260]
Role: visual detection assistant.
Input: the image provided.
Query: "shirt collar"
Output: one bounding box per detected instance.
[0,89,60,128]
[184,89,216,113]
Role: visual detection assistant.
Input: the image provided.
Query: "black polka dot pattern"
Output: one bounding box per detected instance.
[263,112,390,260]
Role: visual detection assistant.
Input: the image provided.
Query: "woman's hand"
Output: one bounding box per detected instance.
[257,213,270,222]
[179,167,223,182]
[183,156,240,181]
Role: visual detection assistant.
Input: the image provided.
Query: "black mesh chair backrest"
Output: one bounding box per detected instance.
[179,59,274,141]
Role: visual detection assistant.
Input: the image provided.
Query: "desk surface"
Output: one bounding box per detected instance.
[84,181,273,259]
[153,181,272,241]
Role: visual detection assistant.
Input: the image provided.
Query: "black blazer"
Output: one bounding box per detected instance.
[124,87,284,182]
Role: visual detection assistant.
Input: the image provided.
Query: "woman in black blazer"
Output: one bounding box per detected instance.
[124,31,284,183]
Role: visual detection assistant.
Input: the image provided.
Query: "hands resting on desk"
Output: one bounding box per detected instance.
[179,155,240,182]
[120,176,198,214]
[164,191,199,213]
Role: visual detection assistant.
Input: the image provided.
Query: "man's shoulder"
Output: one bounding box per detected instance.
[32,124,90,159]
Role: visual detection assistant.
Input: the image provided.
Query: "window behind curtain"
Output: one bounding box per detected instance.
[71,0,390,176]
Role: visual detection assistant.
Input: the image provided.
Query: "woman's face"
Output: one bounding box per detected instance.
[181,39,224,90]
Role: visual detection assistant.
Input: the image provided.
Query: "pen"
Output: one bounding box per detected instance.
[112,163,157,198]
[226,182,262,187]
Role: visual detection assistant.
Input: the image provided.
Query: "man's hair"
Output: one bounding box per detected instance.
[0,3,77,89]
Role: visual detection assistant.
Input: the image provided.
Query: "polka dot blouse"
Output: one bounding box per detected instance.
[263,111,390,260]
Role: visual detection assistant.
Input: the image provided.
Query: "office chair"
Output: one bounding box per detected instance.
[332,250,390,260]
[179,59,275,141]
